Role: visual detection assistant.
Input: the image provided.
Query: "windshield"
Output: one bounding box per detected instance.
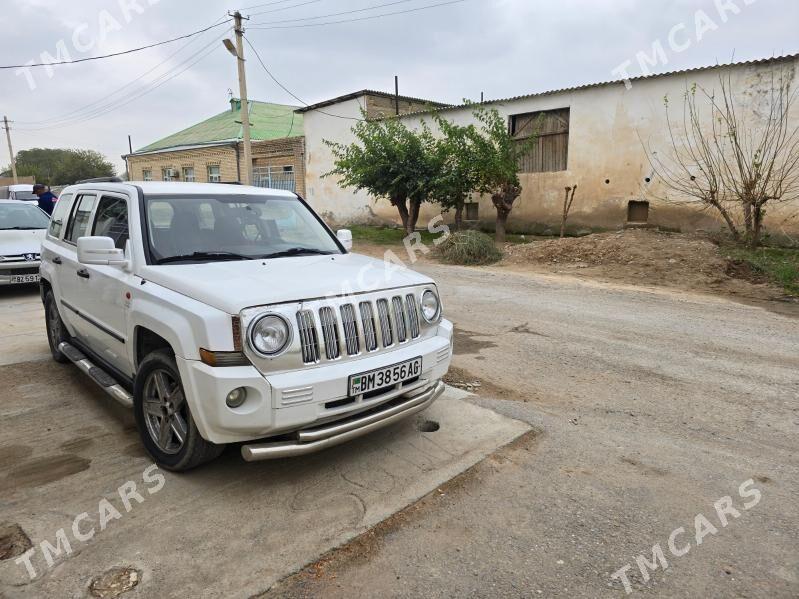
[0,203,50,230]
[144,194,343,264]
[13,192,39,201]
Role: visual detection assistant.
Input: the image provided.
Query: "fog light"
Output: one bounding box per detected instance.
[225,387,247,408]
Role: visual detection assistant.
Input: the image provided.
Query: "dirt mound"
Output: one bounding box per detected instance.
[501,229,785,302]
[505,229,723,272]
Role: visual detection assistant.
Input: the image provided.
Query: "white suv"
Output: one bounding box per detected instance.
[40,182,452,470]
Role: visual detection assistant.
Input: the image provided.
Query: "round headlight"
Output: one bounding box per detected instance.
[421,289,440,323]
[249,314,291,356]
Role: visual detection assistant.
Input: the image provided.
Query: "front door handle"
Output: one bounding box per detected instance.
[52,256,62,265]
[76,268,90,279]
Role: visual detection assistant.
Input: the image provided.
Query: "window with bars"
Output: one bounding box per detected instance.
[207,165,221,183]
[510,107,570,173]
[142,169,152,181]
[182,166,195,182]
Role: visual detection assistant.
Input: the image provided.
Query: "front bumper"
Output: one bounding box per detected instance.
[177,319,453,445]
[0,261,40,285]
[241,381,445,460]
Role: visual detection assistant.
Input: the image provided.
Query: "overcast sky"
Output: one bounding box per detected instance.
[1,0,797,173]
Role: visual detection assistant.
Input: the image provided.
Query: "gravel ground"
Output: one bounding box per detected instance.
[264,262,799,598]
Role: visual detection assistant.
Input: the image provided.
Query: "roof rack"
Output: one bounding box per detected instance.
[76,176,124,184]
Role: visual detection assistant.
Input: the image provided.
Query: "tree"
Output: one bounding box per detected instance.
[468,107,537,242]
[325,118,439,235]
[561,184,578,238]
[645,69,799,247]
[429,113,482,231]
[2,147,115,186]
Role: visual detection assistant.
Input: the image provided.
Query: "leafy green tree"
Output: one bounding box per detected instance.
[430,114,482,231]
[468,107,537,242]
[325,117,439,234]
[2,148,115,186]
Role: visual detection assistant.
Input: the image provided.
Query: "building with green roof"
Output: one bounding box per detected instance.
[125,98,306,194]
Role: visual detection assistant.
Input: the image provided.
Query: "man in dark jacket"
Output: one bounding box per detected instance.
[32,184,57,215]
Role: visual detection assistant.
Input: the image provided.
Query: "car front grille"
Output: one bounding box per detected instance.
[5,267,39,275]
[293,293,423,364]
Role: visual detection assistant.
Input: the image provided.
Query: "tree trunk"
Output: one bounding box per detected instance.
[453,205,464,232]
[749,205,764,248]
[392,196,410,233]
[710,199,740,242]
[406,198,422,235]
[495,211,508,243]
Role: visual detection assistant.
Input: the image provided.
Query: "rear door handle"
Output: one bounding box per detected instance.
[76,269,90,279]
[52,256,62,265]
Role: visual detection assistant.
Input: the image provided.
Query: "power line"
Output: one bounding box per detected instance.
[16,32,229,132]
[250,0,417,23]
[238,0,312,11]
[15,16,231,126]
[248,0,466,29]
[243,35,363,121]
[248,0,325,18]
[0,20,231,69]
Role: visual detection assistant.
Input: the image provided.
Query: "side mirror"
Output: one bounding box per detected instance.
[77,236,127,266]
[337,229,353,251]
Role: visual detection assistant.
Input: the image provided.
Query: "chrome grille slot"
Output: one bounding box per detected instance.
[392,296,407,342]
[319,306,340,359]
[376,299,393,347]
[340,304,360,355]
[296,310,320,363]
[359,302,378,351]
[405,294,420,338]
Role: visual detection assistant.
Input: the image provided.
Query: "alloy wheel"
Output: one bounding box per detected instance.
[142,368,189,454]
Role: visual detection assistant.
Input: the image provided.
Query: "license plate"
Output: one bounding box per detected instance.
[349,357,423,396]
[10,274,39,284]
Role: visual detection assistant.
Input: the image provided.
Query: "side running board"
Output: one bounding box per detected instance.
[58,342,133,409]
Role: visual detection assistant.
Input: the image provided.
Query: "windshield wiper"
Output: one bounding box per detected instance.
[1,226,45,230]
[261,247,335,259]
[156,251,255,264]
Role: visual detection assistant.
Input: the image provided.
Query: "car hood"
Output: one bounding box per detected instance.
[0,229,46,256]
[139,252,433,314]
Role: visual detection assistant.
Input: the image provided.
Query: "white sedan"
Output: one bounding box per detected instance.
[0,200,49,286]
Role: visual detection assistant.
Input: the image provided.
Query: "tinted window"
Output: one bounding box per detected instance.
[92,196,129,249]
[48,193,73,238]
[65,194,96,243]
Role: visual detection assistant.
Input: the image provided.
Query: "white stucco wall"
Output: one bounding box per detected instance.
[303,57,799,235]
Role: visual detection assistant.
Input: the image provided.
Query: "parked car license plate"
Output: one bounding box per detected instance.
[10,274,39,284]
[349,357,423,396]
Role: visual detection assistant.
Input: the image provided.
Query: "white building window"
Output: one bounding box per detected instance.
[142,169,152,181]
[182,166,195,182]
[207,165,221,183]
[162,168,173,181]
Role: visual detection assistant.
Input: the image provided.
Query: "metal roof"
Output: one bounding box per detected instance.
[295,89,449,113]
[399,53,799,118]
[133,100,303,154]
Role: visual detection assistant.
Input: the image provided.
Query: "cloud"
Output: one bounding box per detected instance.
[0,0,796,174]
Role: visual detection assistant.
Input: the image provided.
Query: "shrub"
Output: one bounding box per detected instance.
[436,230,503,265]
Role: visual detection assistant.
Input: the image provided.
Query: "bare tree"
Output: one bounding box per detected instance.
[644,67,799,247]
[560,184,577,238]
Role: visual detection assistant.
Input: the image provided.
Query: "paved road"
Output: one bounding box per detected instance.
[266,263,799,598]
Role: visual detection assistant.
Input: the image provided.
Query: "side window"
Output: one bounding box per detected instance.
[65,194,96,244]
[92,196,129,249]
[48,193,73,238]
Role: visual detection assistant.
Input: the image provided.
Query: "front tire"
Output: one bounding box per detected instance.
[44,290,70,363]
[133,350,224,471]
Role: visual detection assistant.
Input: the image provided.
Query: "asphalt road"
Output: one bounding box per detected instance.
[265,263,799,598]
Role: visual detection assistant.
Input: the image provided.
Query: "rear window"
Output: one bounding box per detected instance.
[13,192,39,201]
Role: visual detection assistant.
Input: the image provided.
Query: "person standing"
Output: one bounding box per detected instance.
[32,184,57,216]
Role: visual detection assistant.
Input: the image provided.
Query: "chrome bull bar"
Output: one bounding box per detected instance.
[241,380,445,461]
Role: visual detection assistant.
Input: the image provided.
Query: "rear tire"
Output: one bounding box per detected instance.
[44,290,70,363]
[133,350,224,471]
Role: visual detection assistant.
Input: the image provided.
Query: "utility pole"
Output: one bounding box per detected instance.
[230,11,252,185]
[394,75,400,116]
[126,135,133,180]
[3,116,18,184]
